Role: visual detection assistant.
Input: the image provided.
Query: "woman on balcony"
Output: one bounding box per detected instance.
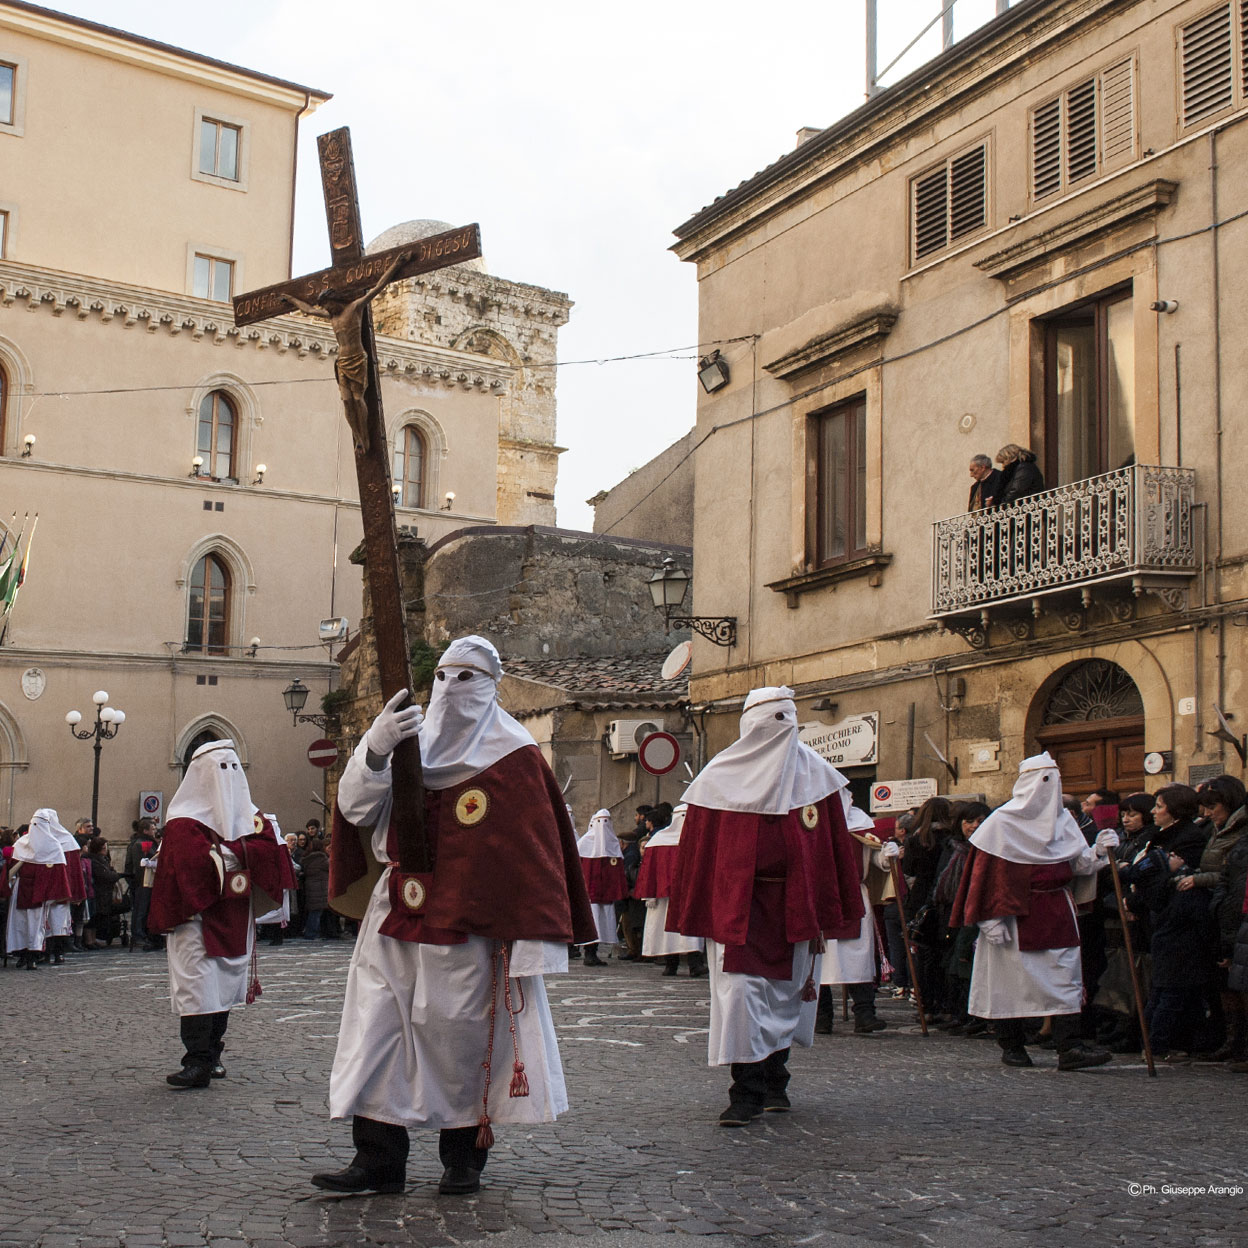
[994,445,1045,508]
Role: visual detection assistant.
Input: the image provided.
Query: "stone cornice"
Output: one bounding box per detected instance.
[397,267,573,324]
[763,311,898,381]
[974,178,1178,282]
[0,644,334,677]
[0,259,514,390]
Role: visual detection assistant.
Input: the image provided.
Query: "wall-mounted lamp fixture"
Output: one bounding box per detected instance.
[281,677,337,730]
[190,455,204,478]
[1149,300,1179,314]
[247,637,261,658]
[441,491,456,511]
[252,463,267,485]
[697,350,730,395]
[647,555,737,647]
[21,434,35,458]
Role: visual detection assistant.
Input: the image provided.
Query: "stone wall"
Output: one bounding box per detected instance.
[588,428,696,546]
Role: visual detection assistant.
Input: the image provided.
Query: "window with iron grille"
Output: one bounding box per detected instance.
[1032,58,1135,202]
[910,141,988,263]
[1178,2,1248,129]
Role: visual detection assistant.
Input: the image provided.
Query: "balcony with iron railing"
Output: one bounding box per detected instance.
[931,465,1198,647]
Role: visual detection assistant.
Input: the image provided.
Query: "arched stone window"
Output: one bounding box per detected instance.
[197,390,237,480]
[174,714,247,775]
[186,553,230,654]
[394,424,427,509]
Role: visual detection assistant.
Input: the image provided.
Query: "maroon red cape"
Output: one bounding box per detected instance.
[64,848,88,903]
[330,744,597,945]
[148,818,295,955]
[581,856,628,904]
[949,847,1080,950]
[666,795,864,949]
[634,842,679,900]
[13,861,73,908]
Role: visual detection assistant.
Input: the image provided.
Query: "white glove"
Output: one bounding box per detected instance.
[645,898,659,909]
[979,918,1011,946]
[364,689,423,757]
[1094,829,1120,858]
[880,841,901,860]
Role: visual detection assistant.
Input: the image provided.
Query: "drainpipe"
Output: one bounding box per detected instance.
[1209,132,1226,758]
[905,701,916,779]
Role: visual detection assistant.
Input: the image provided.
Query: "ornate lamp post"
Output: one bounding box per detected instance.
[647,556,737,647]
[281,678,338,731]
[66,690,126,832]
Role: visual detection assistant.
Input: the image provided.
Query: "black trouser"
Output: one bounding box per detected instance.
[728,1047,790,1108]
[996,1014,1083,1054]
[351,1117,489,1179]
[180,1011,229,1067]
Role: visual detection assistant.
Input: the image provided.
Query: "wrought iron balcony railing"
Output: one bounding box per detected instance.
[931,465,1197,622]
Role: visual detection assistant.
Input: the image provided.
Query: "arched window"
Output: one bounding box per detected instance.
[393,424,426,509]
[182,728,219,774]
[198,390,236,480]
[186,554,230,654]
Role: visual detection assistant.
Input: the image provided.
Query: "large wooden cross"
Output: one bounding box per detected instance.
[233,127,482,874]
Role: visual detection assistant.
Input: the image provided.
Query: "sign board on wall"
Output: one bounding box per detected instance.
[139,791,164,823]
[870,778,938,813]
[798,712,879,767]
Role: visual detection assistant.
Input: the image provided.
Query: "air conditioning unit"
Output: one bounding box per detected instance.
[606,718,661,757]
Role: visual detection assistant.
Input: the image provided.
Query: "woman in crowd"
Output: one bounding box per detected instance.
[902,796,952,1019]
[300,836,330,940]
[994,444,1045,507]
[1148,785,1208,868]
[934,801,989,1032]
[82,836,121,949]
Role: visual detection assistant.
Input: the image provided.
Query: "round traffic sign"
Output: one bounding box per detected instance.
[141,794,161,814]
[307,738,339,769]
[638,731,680,776]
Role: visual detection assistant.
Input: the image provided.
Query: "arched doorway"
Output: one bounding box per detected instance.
[1034,659,1146,795]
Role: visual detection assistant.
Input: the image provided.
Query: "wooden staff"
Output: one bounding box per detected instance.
[1106,852,1156,1076]
[889,859,928,1036]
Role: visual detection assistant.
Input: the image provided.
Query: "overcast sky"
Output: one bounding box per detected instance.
[54,0,1009,530]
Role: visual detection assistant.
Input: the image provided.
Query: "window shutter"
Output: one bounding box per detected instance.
[1033,98,1062,199]
[1242,0,1248,100]
[1065,78,1098,184]
[949,145,986,240]
[1098,58,1135,164]
[1180,4,1233,127]
[913,167,949,260]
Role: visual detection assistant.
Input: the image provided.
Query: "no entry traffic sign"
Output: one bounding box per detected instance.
[637,731,680,776]
[307,738,339,769]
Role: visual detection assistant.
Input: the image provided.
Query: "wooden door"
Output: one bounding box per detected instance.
[1037,718,1145,796]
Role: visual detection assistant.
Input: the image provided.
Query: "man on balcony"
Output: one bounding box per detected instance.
[967,454,1002,512]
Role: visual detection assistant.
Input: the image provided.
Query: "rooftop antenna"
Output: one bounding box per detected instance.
[866,2,1012,99]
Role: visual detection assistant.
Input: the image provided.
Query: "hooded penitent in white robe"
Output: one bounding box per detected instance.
[328,635,578,1131]
[5,809,67,953]
[162,740,258,1016]
[577,809,624,948]
[682,687,849,1065]
[960,752,1104,1018]
[821,796,896,987]
[639,805,703,957]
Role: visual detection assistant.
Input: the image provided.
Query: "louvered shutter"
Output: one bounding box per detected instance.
[1065,78,1098,184]
[1241,0,1248,100]
[913,167,949,260]
[1099,58,1135,165]
[1033,98,1062,199]
[949,146,986,240]
[1180,4,1233,127]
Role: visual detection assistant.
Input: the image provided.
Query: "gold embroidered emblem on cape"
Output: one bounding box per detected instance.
[399,875,427,911]
[800,804,820,829]
[455,788,489,827]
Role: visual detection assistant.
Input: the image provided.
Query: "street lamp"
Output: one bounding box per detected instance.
[646,556,737,647]
[281,678,337,730]
[66,690,126,832]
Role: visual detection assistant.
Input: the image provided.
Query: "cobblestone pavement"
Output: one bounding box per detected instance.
[2,942,1245,1247]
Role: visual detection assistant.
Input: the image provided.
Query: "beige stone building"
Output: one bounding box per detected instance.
[673,0,1247,807]
[0,3,569,837]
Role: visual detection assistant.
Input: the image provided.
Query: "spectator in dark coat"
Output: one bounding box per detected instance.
[967,455,1002,512]
[1147,785,1209,868]
[83,837,121,948]
[994,444,1045,507]
[902,797,952,1018]
[300,838,330,940]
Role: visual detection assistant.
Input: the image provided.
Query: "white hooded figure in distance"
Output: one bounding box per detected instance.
[147,740,294,1088]
[576,808,628,965]
[667,687,864,1126]
[5,810,73,968]
[635,804,706,977]
[950,751,1119,1071]
[314,635,595,1199]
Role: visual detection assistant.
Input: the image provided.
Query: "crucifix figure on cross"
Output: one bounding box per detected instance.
[232,127,482,877]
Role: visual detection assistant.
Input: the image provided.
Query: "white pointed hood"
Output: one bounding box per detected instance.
[682,687,849,815]
[577,808,622,858]
[969,751,1088,864]
[418,635,534,790]
[166,739,256,841]
[12,809,69,865]
[643,803,687,850]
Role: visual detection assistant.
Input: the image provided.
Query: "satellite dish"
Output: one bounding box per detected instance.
[661,640,692,680]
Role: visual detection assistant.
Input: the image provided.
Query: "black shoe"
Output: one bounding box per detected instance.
[166,1066,212,1089]
[583,955,606,967]
[763,1090,791,1113]
[1058,1044,1112,1071]
[661,964,678,977]
[963,1019,989,1037]
[52,954,65,965]
[1000,1048,1033,1068]
[437,1165,481,1195]
[814,1017,833,1035]
[311,1165,405,1195]
[210,1063,226,1080]
[688,965,707,977]
[718,1101,763,1127]
[854,1015,887,1034]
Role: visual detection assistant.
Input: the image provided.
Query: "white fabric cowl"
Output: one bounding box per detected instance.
[45,813,81,856]
[12,809,69,865]
[841,790,877,833]
[643,804,687,850]
[969,751,1088,865]
[418,635,534,790]
[577,809,621,858]
[681,687,849,816]
[166,739,255,841]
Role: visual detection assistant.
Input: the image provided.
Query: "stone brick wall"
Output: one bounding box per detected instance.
[588,428,696,546]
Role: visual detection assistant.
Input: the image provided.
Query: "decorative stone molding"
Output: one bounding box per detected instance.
[764,311,898,381]
[767,552,893,606]
[171,714,249,771]
[975,179,1178,283]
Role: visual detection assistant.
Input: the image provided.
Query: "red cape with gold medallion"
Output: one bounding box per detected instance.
[330,744,597,945]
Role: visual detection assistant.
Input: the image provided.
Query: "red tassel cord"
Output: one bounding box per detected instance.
[871,910,894,980]
[501,943,530,1098]
[800,938,819,1002]
[476,941,503,1150]
[246,937,262,1005]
